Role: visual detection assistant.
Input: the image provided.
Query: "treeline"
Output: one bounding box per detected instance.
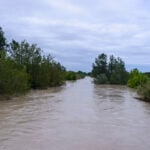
[0,27,79,96]
[92,53,150,101]
[65,71,87,80]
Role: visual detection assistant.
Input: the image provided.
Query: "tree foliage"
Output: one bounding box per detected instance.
[0,59,29,95]
[137,80,150,101]
[127,68,148,88]
[0,26,66,96]
[92,53,107,77]
[65,71,86,81]
[9,40,66,89]
[92,53,128,84]
[0,27,7,58]
[65,71,77,80]
[0,27,6,50]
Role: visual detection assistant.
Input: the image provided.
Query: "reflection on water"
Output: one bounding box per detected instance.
[0,77,150,150]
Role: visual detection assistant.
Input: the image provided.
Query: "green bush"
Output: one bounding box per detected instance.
[94,74,108,84]
[76,73,85,79]
[0,59,29,95]
[127,69,148,88]
[0,26,66,97]
[138,81,150,101]
[65,71,77,80]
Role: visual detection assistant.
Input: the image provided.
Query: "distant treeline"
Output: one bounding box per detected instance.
[92,53,150,101]
[65,71,87,80]
[0,27,86,96]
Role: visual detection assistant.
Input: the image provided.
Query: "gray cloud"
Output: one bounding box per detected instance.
[0,0,150,72]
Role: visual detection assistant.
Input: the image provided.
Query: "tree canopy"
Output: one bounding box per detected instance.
[92,53,129,85]
[0,27,66,96]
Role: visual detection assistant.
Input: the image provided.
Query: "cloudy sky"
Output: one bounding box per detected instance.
[0,0,150,72]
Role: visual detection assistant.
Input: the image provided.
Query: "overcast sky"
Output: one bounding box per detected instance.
[0,0,150,72]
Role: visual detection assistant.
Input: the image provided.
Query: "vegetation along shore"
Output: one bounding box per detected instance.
[91,53,150,101]
[0,27,86,98]
[0,26,149,101]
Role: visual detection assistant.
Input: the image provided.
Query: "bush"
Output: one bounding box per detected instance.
[76,71,86,79]
[94,74,108,84]
[0,59,29,95]
[65,71,77,80]
[0,61,29,95]
[138,81,150,101]
[127,69,148,88]
[0,26,66,97]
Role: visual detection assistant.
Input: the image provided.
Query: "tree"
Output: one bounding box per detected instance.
[92,53,128,85]
[9,40,43,88]
[92,53,107,77]
[9,40,42,67]
[0,27,7,58]
[108,55,116,76]
[109,57,128,84]
[49,62,66,86]
[0,27,6,50]
[0,59,29,95]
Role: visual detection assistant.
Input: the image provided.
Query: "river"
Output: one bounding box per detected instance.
[0,77,150,150]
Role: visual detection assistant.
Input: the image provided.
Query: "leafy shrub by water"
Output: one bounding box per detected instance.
[138,81,150,101]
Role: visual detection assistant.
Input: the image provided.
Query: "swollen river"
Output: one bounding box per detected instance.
[0,77,150,150]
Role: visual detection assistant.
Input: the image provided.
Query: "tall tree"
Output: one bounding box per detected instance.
[9,40,41,67]
[0,27,6,50]
[92,53,107,77]
[109,57,128,84]
[108,55,116,75]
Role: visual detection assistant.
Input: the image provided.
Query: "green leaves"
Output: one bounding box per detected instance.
[127,68,148,88]
[9,40,42,66]
[9,39,66,89]
[92,53,128,85]
[65,71,77,80]
[0,59,29,95]
[137,81,150,101]
[0,26,66,96]
[0,27,6,50]
[92,53,107,77]
[128,69,150,101]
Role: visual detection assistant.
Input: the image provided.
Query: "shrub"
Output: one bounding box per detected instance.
[94,74,108,84]
[65,71,77,80]
[0,59,29,95]
[138,81,150,101]
[127,69,148,88]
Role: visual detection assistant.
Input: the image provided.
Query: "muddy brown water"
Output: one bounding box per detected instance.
[0,77,150,150]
